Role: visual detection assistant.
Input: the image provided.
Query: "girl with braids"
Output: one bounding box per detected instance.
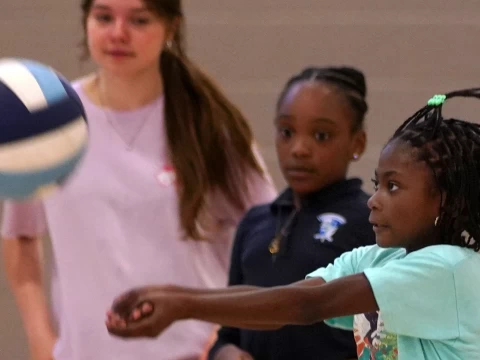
[106,88,480,360]
[1,0,276,359]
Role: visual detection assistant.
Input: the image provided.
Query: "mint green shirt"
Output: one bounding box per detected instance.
[307,244,480,360]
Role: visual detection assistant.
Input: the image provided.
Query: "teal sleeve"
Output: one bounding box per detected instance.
[306,246,373,331]
[364,250,460,340]
[306,245,372,280]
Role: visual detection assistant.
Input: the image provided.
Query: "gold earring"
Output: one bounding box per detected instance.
[434,216,439,226]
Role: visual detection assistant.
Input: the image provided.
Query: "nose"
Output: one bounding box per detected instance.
[291,137,312,158]
[110,19,129,42]
[367,191,382,211]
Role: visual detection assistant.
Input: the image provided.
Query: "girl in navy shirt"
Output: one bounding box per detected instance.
[206,66,376,360]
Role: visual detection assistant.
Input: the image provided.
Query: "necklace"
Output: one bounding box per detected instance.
[269,207,299,256]
[96,76,160,151]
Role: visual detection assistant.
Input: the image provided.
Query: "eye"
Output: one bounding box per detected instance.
[95,13,113,23]
[371,178,379,191]
[315,132,330,142]
[388,182,399,192]
[278,127,293,139]
[130,17,151,26]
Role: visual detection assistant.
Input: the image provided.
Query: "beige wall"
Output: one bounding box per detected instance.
[1,1,480,358]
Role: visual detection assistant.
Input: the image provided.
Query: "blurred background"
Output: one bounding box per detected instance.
[1,1,480,358]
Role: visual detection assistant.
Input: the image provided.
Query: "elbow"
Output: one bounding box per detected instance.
[294,288,328,326]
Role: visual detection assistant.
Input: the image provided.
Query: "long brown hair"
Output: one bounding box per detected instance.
[81,0,265,240]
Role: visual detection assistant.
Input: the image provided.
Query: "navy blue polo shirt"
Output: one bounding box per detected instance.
[208,178,376,360]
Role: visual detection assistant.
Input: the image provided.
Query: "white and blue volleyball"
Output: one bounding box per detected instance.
[0,58,88,200]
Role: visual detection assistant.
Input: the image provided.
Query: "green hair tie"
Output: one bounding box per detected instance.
[427,94,446,106]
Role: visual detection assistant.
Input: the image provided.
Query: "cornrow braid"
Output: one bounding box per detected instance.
[276,66,369,131]
[390,88,480,251]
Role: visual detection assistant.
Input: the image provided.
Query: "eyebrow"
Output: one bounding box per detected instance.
[275,115,336,125]
[91,4,149,12]
[312,117,336,125]
[374,169,399,178]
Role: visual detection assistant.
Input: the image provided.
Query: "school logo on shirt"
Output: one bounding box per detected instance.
[313,213,346,243]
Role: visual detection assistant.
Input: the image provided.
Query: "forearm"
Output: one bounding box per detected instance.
[168,284,259,295]
[179,274,376,329]
[202,281,324,330]
[225,278,325,328]
[2,236,56,340]
[180,285,312,329]
[170,285,280,328]
[172,286,285,328]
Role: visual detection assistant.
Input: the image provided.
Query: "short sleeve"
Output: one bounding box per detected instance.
[306,246,373,330]
[1,199,48,239]
[364,250,460,340]
[306,246,372,281]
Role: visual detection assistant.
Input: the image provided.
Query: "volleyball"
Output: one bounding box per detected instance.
[0,58,88,200]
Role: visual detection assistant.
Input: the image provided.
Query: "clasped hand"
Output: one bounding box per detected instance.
[105,285,183,338]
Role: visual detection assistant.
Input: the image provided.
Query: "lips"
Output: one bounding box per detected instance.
[369,219,390,233]
[285,168,315,181]
[106,50,134,57]
[285,166,315,174]
[370,222,388,227]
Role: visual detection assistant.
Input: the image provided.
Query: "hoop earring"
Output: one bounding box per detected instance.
[434,216,439,226]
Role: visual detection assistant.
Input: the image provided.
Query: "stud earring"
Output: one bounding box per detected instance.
[165,40,173,49]
[353,153,359,160]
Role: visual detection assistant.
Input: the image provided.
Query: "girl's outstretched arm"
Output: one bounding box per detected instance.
[106,274,377,338]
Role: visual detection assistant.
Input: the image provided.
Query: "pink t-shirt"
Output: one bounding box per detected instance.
[1,80,277,360]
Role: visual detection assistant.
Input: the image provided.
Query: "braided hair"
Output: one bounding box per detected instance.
[276,66,369,131]
[390,88,480,251]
